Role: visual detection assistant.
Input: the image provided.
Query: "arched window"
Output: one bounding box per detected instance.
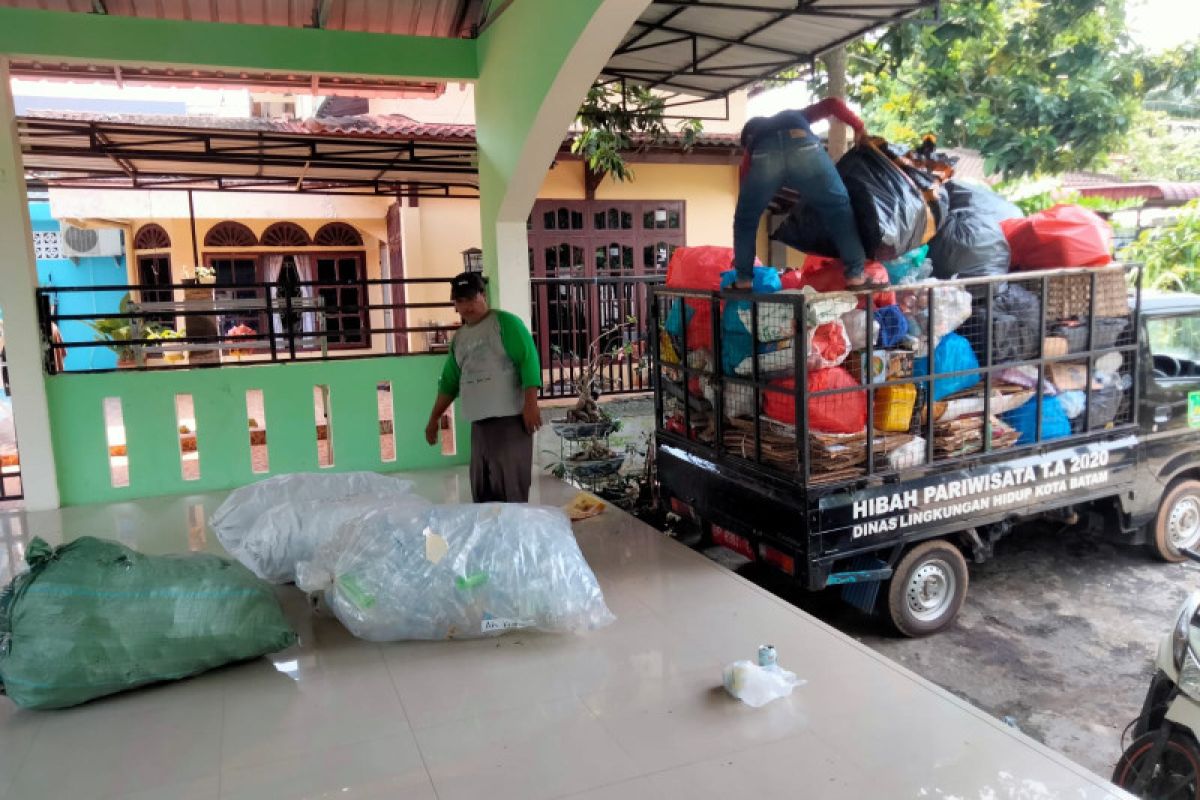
[313,222,363,247]
[134,223,171,250]
[260,221,312,248]
[204,221,258,248]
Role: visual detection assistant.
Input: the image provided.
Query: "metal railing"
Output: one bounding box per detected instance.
[36,276,460,374]
[531,274,663,399]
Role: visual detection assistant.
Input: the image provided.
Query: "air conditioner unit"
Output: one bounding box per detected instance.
[59,224,124,258]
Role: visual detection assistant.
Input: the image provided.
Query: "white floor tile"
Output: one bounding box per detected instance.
[384,613,719,730]
[0,471,1125,799]
[220,646,410,771]
[555,776,662,800]
[414,696,639,800]
[7,678,223,800]
[0,702,43,799]
[220,734,436,800]
[112,775,221,800]
[580,666,813,773]
[643,735,882,800]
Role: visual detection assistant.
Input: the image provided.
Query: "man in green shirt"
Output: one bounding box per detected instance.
[425,272,543,502]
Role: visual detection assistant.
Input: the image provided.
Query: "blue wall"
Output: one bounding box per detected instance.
[31,202,127,372]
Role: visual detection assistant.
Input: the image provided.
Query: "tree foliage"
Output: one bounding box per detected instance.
[801,0,1193,179]
[1121,200,1200,292]
[1110,110,1200,183]
[572,82,702,183]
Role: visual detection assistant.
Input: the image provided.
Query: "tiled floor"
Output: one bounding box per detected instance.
[0,470,1126,799]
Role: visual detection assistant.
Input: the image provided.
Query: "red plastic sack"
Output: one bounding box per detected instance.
[763,367,866,433]
[808,321,851,369]
[665,246,759,349]
[792,256,896,309]
[1003,204,1113,270]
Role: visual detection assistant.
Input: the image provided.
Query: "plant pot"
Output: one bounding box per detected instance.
[565,455,625,479]
[551,418,617,441]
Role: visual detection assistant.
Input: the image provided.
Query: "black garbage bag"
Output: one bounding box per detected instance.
[771,144,935,261]
[970,283,1041,365]
[928,208,1011,280]
[945,180,1024,224]
[994,284,1041,363]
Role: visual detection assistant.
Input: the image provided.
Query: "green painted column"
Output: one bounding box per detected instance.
[475,0,651,323]
[0,60,58,509]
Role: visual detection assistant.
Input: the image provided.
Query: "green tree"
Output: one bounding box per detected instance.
[822,0,1175,178]
[572,82,702,183]
[1110,110,1200,183]
[1120,200,1200,292]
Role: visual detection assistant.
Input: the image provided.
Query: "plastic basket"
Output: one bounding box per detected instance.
[874,383,918,432]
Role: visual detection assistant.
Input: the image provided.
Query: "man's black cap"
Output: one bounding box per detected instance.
[450,271,488,301]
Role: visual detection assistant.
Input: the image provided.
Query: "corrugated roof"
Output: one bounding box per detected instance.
[1079,182,1200,206]
[21,110,742,149]
[18,112,480,197]
[606,0,938,99]
[17,110,740,197]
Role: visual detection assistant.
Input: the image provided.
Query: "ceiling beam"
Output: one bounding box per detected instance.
[0,7,478,82]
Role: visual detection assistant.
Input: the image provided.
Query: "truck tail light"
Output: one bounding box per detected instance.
[711,524,754,560]
[761,544,795,576]
[669,498,695,520]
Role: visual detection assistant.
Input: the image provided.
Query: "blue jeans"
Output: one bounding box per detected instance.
[732,130,866,282]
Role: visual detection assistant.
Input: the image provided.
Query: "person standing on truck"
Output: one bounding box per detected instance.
[424,272,543,503]
[731,98,878,290]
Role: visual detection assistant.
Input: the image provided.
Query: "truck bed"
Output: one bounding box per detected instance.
[653,265,1142,587]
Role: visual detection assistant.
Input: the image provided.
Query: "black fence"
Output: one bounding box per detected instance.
[653,265,1141,488]
[36,276,461,374]
[531,274,663,399]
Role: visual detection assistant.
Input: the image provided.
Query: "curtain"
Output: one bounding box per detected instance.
[263,254,287,350]
[292,254,317,340]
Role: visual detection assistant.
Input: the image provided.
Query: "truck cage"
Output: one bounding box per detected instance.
[651,264,1143,494]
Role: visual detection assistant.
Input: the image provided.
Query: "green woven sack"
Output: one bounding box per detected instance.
[0,537,297,709]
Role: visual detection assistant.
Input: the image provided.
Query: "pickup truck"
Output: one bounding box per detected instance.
[652,264,1200,635]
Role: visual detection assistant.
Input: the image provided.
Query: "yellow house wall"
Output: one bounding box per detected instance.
[593,162,738,248]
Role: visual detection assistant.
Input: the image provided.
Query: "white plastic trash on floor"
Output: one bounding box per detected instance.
[209,471,417,583]
[722,660,805,708]
[295,501,616,640]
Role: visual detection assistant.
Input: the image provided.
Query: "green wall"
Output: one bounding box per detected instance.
[0,8,477,82]
[46,357,468,506]
[474,0,609,290]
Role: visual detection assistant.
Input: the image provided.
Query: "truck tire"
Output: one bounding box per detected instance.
[1154,480,1200,563]
[887,540,969,637]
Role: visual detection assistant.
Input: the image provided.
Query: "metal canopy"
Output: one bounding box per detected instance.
[605,0,937,99]
[19,115,480,198]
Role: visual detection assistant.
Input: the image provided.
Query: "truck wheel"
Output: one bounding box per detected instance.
[1154,480,1200,563]
[887,540,969,637]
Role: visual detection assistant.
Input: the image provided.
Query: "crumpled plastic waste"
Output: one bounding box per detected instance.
[722,659,805,708]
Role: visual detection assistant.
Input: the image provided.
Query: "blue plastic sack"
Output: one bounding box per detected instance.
[883,245,929,284]
[1002,394,1071,446]
[912,331,980,401]
[720,265,781,294]
[874,305,909,348]
[665,299,691,339]
[720,266,782,374]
